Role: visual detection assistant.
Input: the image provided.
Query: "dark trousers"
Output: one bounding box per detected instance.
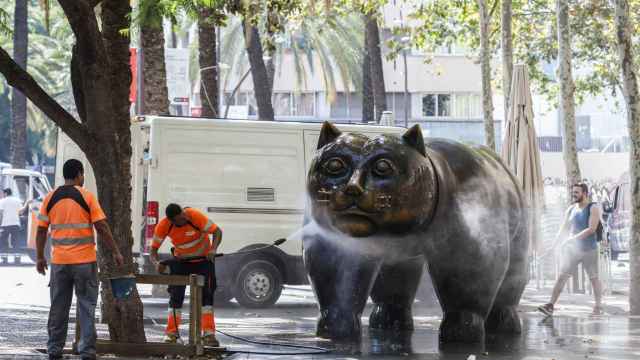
[168,259,216,308]
[0,225,21,250]
[47,262,99,359]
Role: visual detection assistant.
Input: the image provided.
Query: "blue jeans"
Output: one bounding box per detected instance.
[47,262,98,359]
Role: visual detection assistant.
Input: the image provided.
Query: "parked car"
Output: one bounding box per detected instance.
[604,172,630,260]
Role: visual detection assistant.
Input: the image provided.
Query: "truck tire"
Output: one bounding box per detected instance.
[233,259,283,308]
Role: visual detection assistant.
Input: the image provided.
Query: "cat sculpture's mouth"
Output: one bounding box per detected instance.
[333,206,378,237]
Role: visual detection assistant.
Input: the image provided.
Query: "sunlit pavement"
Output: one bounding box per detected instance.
[1,261,639,359]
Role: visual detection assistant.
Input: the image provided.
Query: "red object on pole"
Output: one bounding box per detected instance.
[129,48,137,103]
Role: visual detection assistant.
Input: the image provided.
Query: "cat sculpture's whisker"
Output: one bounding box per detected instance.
[375,194,392,210]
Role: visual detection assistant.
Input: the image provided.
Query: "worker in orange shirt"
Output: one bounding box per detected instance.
[150,203,222,346]
[35,159,124,360]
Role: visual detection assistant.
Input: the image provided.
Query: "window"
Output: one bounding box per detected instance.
[453,93,481,118]
[273,93,293,116]
[438,94,451,116]
[14,176,29,203]
[223,91,257,116]
[32,177,48,201]
[386,93,408,122]
[422,94,436,117]
[222,91,317,118]
[330,93,362,120]
[423,93,480,118]
[293,93,315,116]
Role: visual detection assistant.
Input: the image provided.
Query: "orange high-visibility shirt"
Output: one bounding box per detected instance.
[38,185,106,264]
[152,208,218,257]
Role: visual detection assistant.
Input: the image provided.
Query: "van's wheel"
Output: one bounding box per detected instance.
[233,259,283,308]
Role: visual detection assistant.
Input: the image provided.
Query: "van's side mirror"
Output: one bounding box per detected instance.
[602,200,613,214]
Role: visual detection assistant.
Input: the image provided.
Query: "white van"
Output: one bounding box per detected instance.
[0,168,52,262]
[54,116,403,307]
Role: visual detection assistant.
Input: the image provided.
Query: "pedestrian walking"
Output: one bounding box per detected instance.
[35,159,124,360]
[538,183,604,316]
[0,188,24,255]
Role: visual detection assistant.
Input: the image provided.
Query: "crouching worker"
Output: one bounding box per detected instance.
[150,204,222,346]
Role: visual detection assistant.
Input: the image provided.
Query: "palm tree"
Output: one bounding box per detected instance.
[364,11,386,123]
[0,0,73,163]
[198,7,219,117]
[136,0,170,115]
[10,0,28,168]
[220,14,364,118]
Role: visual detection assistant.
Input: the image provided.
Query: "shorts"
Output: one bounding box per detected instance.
[560,243,599,279]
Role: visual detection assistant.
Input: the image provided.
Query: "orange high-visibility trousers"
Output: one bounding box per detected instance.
[202,306,216,335]
[166,308,182,335]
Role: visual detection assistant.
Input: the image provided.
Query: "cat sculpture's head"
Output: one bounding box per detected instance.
[307,122,437,238]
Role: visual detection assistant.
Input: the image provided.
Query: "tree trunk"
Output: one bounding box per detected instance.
[362,16,374,124]
[366,13,386,122]
[478,0,495,150]
[1,0,146,342]
[242,20,274,121]
[10,0,28,168]
[614,0,640,315]
[501,0,513,123]
[556,0,582,192]
[140,24,169,115]
[96,0,146,342]
[199,8,218,118]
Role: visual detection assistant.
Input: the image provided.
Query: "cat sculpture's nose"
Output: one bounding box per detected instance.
[345,169,365,197]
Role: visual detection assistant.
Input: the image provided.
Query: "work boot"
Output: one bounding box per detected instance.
[203,334,220,347]
[537,303,554,317]
[163,333,183,344]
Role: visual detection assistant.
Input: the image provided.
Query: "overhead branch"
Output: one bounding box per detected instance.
[58,0,105,71]
[0,46,88,147]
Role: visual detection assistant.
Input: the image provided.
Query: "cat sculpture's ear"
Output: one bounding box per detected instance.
[402,125,427,157]
[317,121,342,149]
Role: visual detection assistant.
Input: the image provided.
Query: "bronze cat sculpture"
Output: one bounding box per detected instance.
[303,122,529,344]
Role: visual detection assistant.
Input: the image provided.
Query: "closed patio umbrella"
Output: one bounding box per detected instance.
[501,64,545,253]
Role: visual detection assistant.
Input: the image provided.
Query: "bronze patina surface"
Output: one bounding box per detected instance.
[303,122,529,345]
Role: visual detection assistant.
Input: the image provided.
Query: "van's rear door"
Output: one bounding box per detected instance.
[147,119,307,256]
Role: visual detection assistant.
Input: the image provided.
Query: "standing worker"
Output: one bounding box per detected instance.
[538,182,604,316]
[0,188,24,260]
[35,159,124,360]
[150,203,222,347]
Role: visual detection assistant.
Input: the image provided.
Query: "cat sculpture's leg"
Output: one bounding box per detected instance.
[369,256,424,331]
[486,220,529,334]
[426,232,508,345]
[303,234,382,340]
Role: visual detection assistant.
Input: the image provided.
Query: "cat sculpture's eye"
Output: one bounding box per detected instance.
[373,159,395,177]
[323,157,347,176]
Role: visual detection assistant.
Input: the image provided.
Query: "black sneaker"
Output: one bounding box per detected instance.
[538,303,554,316]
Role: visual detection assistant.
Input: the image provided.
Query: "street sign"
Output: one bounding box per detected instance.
[165,48,191,106]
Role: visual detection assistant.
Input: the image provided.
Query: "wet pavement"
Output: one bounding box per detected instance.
[1,262,638,359]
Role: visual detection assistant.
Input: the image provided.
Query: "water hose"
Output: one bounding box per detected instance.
[215,329,331,355]
[159,238,331,355]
